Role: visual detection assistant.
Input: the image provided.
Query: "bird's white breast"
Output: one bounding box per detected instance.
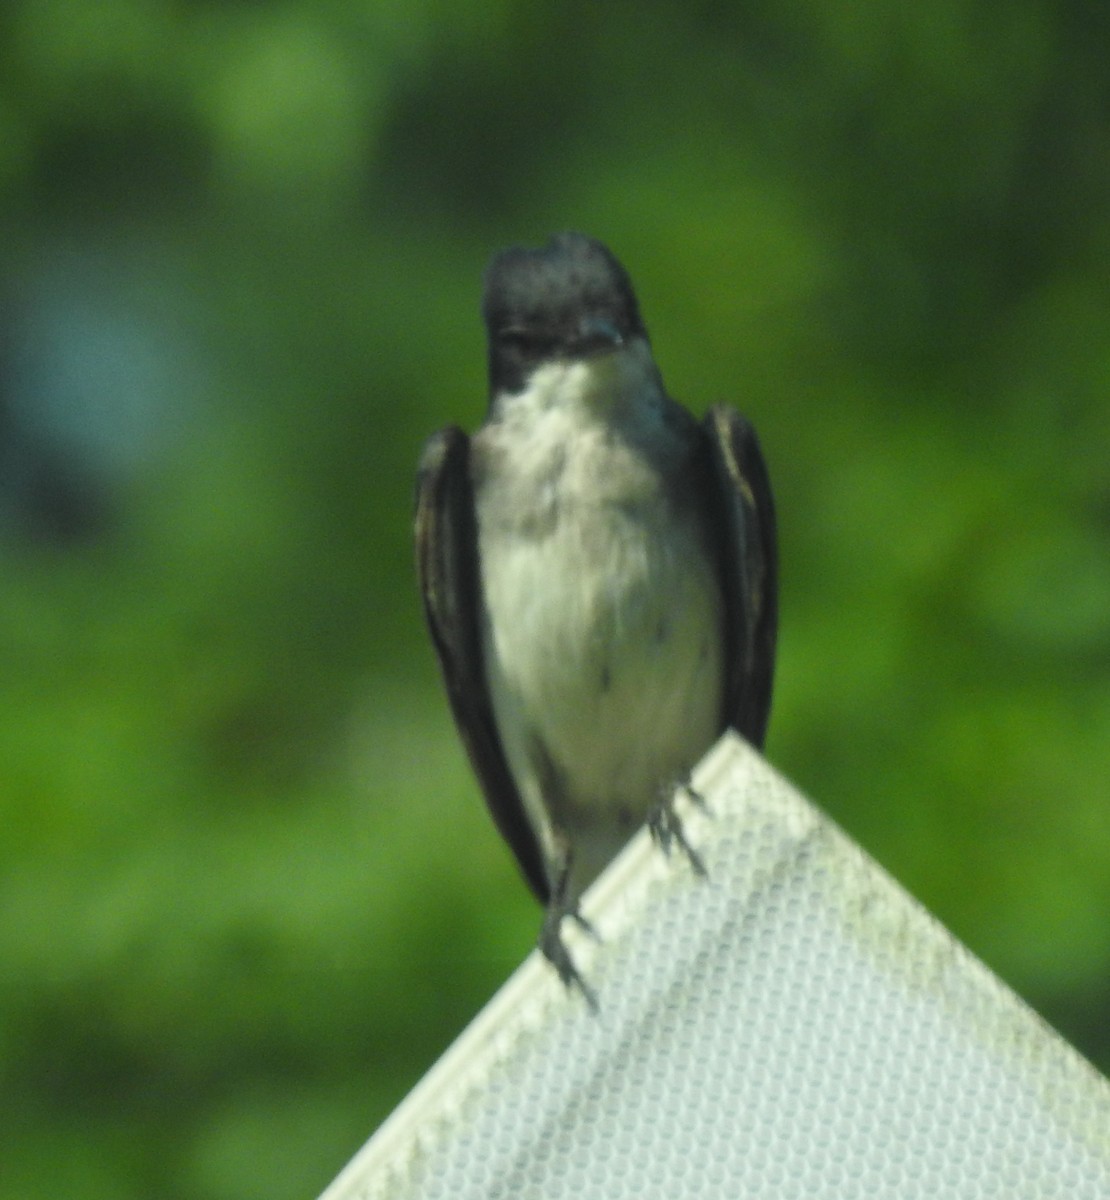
[473,345,723,894]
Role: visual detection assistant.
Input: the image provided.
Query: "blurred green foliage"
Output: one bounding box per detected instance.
[1,1,1108,1197]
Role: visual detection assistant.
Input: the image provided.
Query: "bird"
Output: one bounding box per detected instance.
[414,232,777,1000]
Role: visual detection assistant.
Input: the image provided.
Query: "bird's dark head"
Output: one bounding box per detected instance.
[482,233,648,396]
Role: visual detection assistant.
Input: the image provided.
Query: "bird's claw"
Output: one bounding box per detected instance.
[540,902,599,1012]
[648,779,708,877]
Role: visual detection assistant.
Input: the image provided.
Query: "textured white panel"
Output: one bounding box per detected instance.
[323,733,1110,1200]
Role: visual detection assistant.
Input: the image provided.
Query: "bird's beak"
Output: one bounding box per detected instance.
[575,316,625,355]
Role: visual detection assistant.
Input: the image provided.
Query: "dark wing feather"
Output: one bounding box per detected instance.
[701,405,778,750]
[414,427,549,901]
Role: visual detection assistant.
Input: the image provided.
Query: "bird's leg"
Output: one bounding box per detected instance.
[539,854,599,1012]
[648,773,708,878]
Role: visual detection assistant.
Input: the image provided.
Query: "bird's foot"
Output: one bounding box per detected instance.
[648,776,708,878]
[540,901,599,1012]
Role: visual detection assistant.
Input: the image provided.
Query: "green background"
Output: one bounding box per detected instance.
[2,2,1108,1197]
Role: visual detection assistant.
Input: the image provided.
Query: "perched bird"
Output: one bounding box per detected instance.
[415,232,777,998]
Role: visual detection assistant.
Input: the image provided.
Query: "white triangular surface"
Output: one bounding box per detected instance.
[322,732,1110,1200]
